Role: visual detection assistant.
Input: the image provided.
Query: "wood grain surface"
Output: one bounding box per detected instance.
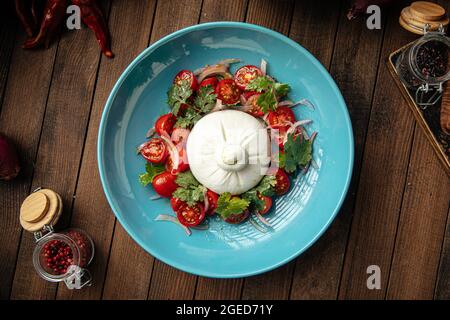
[0,0,448,300]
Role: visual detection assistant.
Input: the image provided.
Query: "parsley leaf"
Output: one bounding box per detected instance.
[246,76,290,113]
[172,185,206,206]
[216,192,249,219]
[167,79,192,116]
[194,85,217,113]
[242,190,265,212]
[242,175,277,211]
[139,163,165,186]
[172,171,206,206]
[175,171,200,188]
[283,133,313,173]
[175,109,201,128]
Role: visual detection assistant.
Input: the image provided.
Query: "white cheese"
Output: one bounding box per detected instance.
[186,110,270,195]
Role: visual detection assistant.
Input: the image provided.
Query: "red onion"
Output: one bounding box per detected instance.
[347,0,394,20]
[155,214,191,236]
[0,133,20,181]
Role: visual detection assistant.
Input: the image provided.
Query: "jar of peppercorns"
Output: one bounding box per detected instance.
[396,28,450,107]
[19,188,94,289]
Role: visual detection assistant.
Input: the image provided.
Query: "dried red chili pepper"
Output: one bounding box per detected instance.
[15,0,36,37]
[71,0,114,58]
[22,0,68,49]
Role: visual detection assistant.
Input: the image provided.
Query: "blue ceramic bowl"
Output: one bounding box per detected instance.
[98,22,354,278]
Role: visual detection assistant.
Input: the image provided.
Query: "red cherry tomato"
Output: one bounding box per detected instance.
[243,90,258,100]
[246,93,264,117]
[234,65,263,90]
[171,128,190,148]
[257,194,273,215]
[173,70,198,91]
[223,209,250,224]
[268,107,296,129]
[274,169,290,195]
[176,203,205,227]
[165,147,189,174]
[199,77,218,89]
[205,190,219,216]
[215,79,241,105]
[152,172,178,198]
[170,197,185,211]
[139,138,168,164]
[155,113,176,136]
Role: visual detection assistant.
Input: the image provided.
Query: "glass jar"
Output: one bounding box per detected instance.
[395,29,450,106]
[32,228,94,288]
[19,188,95,290]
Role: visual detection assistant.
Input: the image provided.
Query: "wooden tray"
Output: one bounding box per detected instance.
[387,43,450,175]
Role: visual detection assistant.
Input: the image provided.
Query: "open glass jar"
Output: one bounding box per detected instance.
[395,28,450,107]
[20,188,94,289]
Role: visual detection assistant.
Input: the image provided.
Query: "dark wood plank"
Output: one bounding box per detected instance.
[53,0,157,300]
[199,0,248,22]
[435,208,450,299]
[0,7,17,114]
[10,2,111,299]
[386,129,450,299]
[193,0,248,301]
[239,0,295,300]
[338,0,418,299]
[0,35,58,299]
[290,0,387,299]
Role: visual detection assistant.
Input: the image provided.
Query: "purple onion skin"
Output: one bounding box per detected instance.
[347,0,395,20]
[0,134,20,181]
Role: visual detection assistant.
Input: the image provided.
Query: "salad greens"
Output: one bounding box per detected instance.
[246,75,290,113]
[216,192,250,219]
[139,163,165,186]
[282,133,313,173]
[172,171,206,206]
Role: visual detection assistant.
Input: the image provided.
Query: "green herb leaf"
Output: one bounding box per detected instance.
[274,82,290,97]
[174,109,201,129]
[175,171,200,188]
[216,192,249,219]
[242,190,265,212]
[246,76,290,112]
[246,76,273,92]
[139,163,165,186]
[167,79,192,116]
[172,185,206,207]
[194,85,217,113]
[255,175,277,196]
[283,133,313,173]
[257,90,278,113]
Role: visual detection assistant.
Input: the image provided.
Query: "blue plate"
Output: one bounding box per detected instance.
[98,22,354,278]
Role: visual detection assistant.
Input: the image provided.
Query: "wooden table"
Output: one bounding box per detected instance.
[1,0,449,300]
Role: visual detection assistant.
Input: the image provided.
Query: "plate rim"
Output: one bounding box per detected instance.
[97,21,355,278]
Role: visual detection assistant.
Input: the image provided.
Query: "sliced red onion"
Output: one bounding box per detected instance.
[239,94,248,106]
[160,132,179,173]
[203,189,209,213]
[311,159,319,169]
[211,99,224,112]
[296,99,315,109]
[155,214,191,236]
[192,224,209,230]
[146,127,156,138]
[136,141,147,154]
[260,58,267,76]
[235,104,251,112]
[150,195,162,201]
[194,65,208,76]
[255,212,272,227]
[284,120,312,144]
[278,100,294,107]
[310,131,318,143]
[262,113,269,124]
[249,219,268,233]
[217,58,241,66]
[197,64,230,82]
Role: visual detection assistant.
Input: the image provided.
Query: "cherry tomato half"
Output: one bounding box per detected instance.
[246,93,264,117]
[234,65,263,90]
[243,90,258,100]
[215,79,241,105]
[166,146,189,174]
[268,106,296,130]
[173,70,198,91]
[170,197,185,211]
[140,138,168,164]
[199,77,218,90]
[223,209,250,224]
[155,113,176,136]
[176,203,205,227]
[258,194,273,215]
[171,128,190,148]
[152,171,178,198]
[274,169,290,196]
[205,190,219,216]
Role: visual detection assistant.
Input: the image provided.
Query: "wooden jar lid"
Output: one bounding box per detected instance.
[400,1,448,35]
[20,189,63,232]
